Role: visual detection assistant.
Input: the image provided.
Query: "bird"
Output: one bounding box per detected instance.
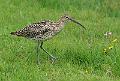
[10,14,86,64]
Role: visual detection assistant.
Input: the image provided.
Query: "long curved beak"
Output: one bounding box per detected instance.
[68,18,86,30]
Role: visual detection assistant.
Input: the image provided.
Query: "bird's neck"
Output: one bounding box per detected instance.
[58,21,65,28]
[57,18,68,28]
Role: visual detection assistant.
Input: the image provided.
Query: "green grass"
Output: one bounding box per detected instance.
[0,0,120,81]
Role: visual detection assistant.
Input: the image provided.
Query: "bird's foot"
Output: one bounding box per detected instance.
[49,55,57,64]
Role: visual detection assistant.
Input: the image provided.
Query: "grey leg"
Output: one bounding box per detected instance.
[36,40,40,64]
[40,42,56,63]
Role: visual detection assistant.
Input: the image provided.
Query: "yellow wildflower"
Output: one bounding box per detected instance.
[112,39,117,43]
[103,49,107,54]
[108,46,113,49]
[85,69,88,73]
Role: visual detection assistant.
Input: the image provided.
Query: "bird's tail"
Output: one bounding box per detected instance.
[10,31,22,36]
[10,32,16,35]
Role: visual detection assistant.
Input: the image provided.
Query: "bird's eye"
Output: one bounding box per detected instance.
[65,16,69,18]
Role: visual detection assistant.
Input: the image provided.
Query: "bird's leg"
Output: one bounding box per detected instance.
[36,40,40,64]
[40,42,56,63]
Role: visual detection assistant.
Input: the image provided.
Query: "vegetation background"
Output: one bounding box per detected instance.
[0,0,120,81]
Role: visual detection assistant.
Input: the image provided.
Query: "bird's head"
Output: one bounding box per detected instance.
[60,14,86,30]
[60,14,70,22]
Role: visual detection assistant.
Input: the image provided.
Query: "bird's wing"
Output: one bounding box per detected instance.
[12,20,52,38]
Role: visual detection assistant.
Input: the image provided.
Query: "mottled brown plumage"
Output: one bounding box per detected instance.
[11,15,86,64]
[11,20,59,40]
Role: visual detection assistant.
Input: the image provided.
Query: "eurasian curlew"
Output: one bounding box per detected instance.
[11,15,86,64]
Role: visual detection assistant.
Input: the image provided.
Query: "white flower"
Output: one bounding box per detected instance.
[104,32,112,36]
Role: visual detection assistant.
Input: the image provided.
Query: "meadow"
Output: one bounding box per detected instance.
[0,0,120,81]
